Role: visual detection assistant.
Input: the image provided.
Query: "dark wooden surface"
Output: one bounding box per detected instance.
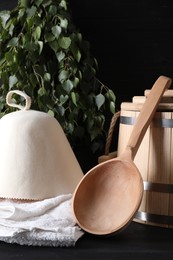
[0,221,172,260]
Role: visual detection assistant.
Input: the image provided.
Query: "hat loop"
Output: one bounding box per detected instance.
[6,90,31,110]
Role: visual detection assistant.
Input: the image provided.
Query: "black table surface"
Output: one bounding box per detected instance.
[0,221,172,260]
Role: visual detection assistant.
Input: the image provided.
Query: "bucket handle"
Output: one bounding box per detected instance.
[98,111,120,163]
[6,90,31,111]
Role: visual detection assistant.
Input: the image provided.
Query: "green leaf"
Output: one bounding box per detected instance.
[59,18,68,29]
[72,77,80,87]
[35,0,44,7]
[29,73,37,87]
[5,52,13,63]
[56,51,65,62]
[48,110,54,117]
[0,57,5,67]
[76,32,82,42]
[7,37,18,47]
[9,75,17,89]
[94,115,105,127]
[71,43,81,62]
[86,118,94,131]
[110,101,115,114]
[62,79,73,93]
[27,6,37,18]
[68,123,74,134]
[71,91,77,106]
[49,39,59,52]
[0,12,10,28]
[25,41,38,52]
[44,32,55,43]
[9,23,14,36]
[18,8,25,20]
[33,16,42,26]
[75,49,81,62]
[59,0,67,10]
[57,105,65,116]
[51,25,61,39]
[38,87,46,96]
[38,41,43,54]
[59,37,71,49]
[107,89,116,102]
[58,70,69,83]
[20,0,30,8]
[44,73,51,82]
[42,0,52,8]
[95,94,105,109]
[60,94,68,104]
[49,5,58,16]
[34,26,41,40]
[90,128,99,141]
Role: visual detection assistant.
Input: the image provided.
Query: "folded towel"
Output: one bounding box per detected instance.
[0,194,84,247]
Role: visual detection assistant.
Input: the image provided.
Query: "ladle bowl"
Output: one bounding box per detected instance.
[72,76,172,235]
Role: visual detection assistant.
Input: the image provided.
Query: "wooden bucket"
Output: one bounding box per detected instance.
[117,90,173,228]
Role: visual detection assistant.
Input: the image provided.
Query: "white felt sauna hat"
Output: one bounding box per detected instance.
[0,90,84,200]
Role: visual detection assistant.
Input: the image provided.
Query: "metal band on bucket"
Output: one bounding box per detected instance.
[134,181,173,224]
[120,115,173,226]
[144,181,173,193]
[135,211,173,225]
[120,116,173,128]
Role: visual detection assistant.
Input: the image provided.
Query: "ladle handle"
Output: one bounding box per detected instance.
[126,75,172,159]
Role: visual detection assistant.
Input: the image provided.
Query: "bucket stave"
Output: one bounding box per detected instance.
[117,99,173,228]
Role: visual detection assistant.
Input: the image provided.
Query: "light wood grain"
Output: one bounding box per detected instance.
[119,96,173,228]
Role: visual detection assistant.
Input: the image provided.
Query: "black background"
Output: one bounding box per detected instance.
[69,0,173,107]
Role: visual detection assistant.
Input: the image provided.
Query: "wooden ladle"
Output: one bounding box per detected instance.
[72,76,172,235]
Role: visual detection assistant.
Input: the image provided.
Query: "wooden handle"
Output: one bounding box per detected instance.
[126,76,172,159]
[145,89,173,103]
[145,89,173,97]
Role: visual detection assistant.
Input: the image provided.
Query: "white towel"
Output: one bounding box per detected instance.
[0,194,84,247]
